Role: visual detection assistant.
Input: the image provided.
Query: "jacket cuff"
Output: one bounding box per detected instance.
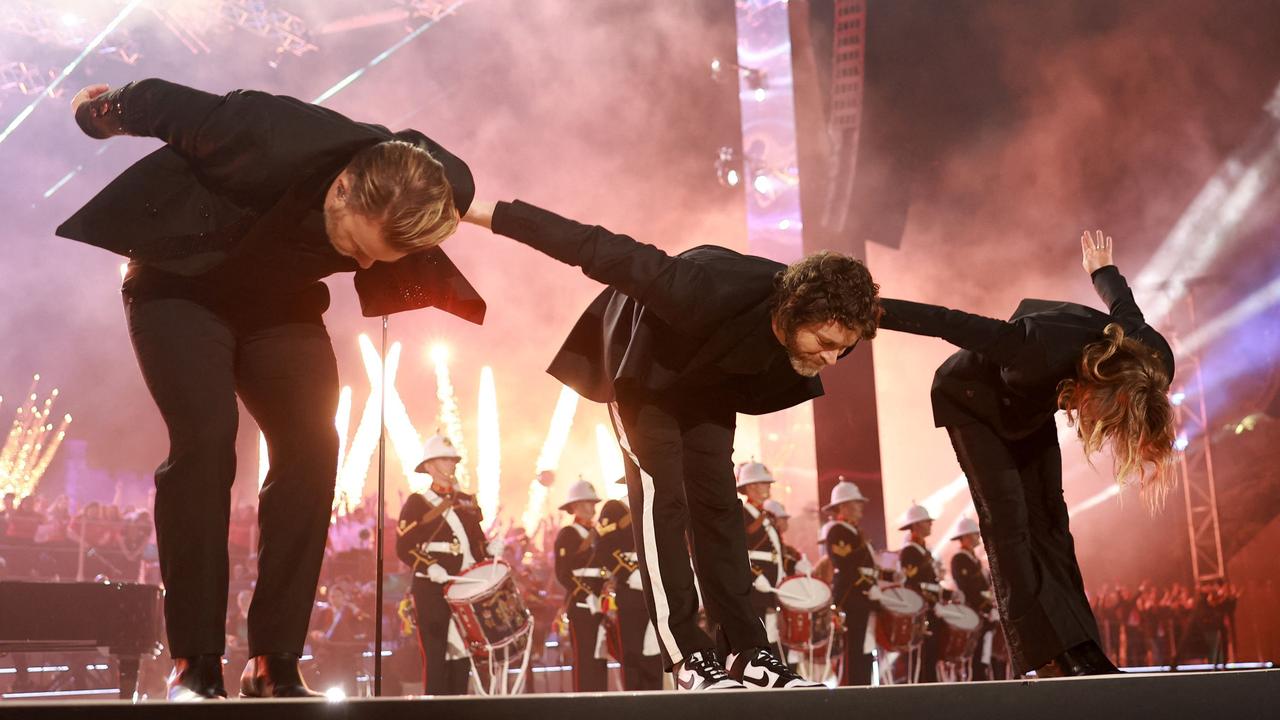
[1089,264,1119,281]
[491,200,521,238]
[74,82,136,139]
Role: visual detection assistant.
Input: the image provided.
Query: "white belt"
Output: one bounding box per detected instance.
[423,541,460,555]
[748,550,778,563]
[921,582,942,593]
[572,568,607,578]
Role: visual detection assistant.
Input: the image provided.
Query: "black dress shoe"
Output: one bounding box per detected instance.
[1075,642,1123,674]
[240,653,323,698]
[1041,642,1123,677]
[167,654,227,701]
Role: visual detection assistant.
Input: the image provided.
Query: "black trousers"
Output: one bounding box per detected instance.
[566,604,609,691]
[609,398,768,671]
[839,604,873,686]
[616,585,663,690]
[126,298,339,658]
[946,421,1101,674]
[410,578,470,695]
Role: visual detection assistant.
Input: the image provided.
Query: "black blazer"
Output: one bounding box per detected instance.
[879,266,1175,438]
[491,200,823,415]
[55,78,484,323]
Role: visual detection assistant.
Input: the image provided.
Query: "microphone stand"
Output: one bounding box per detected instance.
[374,314,388,696]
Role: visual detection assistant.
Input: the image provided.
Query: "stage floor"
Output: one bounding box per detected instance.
[0,669,1275,720]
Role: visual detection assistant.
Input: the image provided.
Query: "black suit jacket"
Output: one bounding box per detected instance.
[950,549,993,614]
[491,200,823,414]
[879,266,1174,438]
[55,78,484,323]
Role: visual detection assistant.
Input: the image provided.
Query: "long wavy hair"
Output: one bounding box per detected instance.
[1057,323,1177,511]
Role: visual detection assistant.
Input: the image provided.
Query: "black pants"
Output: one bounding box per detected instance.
[839,604,873,686]
[126,298,339,658]
[410,578,470,695]
[566,605,609,691]
[616,585,663,690]
[609,398,768,671]
[946,421,1101,674]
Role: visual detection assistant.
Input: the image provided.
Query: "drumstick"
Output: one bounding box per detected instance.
[771,587,815,604]
[445,575,489,584]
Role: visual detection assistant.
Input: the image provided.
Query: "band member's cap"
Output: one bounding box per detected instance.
[735,461,774,490]
[950,517,981,540]
[763,499,789,519]
[896,502,934,531]
[823,480,868,511]
[414,434,462,473]
[559,480,602,511]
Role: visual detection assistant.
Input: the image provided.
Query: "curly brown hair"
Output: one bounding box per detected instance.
[1057,323,1177,512]
[770,251,882,340]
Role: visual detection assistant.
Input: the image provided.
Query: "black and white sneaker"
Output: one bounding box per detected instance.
[674,650,745,690]
[727,647,825,689]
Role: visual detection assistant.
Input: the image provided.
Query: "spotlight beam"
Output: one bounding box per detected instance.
[0,0,143,149]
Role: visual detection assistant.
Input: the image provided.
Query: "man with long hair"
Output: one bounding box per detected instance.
[59,79,483,700]
[461,198,880,690]
[878,230,1176,677]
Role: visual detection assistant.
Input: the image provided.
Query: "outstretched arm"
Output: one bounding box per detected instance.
[878,298,1027,365]
[1081,229,1146,330]
[465,198,751,338]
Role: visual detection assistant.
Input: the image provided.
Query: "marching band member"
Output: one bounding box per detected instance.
[737,462,787,659]
[950,518,997,680]
[554,480,609,691]
[597,492,664,690]
[898,503,943,683]
[821,480,880,686]
[763,500,802,577]
[396,435,499,695]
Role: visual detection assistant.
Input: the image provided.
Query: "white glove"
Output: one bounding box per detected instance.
[427,563,450,584]
[486,538,506,558]
[584,593,603,616]
[626,570,644,591]
[795,555,813,576]
[753,574,773,594]
[867,584,884,602]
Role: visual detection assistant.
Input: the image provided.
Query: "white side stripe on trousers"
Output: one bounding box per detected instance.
[608,402,684,666]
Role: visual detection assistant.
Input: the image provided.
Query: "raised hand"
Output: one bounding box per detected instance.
[70,84,111,115]
[1081,229,1114,274]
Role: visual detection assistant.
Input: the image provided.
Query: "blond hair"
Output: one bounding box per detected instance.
[1058,323,1177,511]
[344,140,459,253]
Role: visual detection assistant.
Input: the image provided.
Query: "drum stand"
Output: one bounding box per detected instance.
[467,623,534,695]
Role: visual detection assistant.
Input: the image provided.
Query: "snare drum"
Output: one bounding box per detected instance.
[445,560,532,654]
[776,575,834,652]
[874,586,926,652]
[933,602,981,661]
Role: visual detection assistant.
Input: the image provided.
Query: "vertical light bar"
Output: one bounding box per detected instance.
[732,0,818,548]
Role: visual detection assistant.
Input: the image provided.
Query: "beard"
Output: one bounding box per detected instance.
[783,334,826,377]
[787,355,824,377]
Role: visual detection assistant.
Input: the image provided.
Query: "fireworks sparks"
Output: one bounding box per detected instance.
[0,375,72,500]
[430,343,471,493]
[522,386,579,532]
[476,367,501,522]
[595,423,628,500]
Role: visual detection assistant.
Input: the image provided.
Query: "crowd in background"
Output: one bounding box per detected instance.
[1091,580,1241,668]
[0,486,156,583]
